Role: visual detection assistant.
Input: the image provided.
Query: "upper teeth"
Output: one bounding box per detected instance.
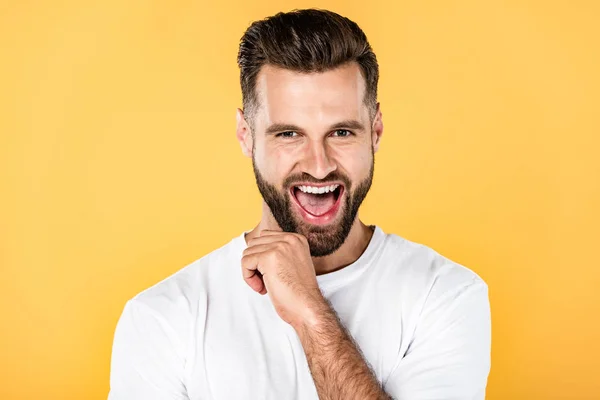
[297,184,340,194]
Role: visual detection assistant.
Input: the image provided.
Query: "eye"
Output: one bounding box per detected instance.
[331,129,352,137]
[277,131,298,138]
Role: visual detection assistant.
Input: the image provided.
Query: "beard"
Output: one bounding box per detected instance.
[252,151,374,257]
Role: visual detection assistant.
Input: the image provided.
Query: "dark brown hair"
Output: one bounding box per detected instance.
[237,9,379,126]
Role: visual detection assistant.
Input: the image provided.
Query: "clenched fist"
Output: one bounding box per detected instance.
[241,230,326,328]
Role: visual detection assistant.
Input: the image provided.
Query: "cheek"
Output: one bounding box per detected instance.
[254,143,295,183]
[331,145,373,179]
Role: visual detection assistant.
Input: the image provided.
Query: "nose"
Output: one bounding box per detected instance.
[299,138,337,180]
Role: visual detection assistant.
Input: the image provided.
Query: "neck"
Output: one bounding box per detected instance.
[244,202,375,276]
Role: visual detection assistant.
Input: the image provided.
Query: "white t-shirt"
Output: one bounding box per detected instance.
[108,226,491,400]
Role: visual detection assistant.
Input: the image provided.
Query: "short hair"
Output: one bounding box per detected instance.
[237,8,379,127]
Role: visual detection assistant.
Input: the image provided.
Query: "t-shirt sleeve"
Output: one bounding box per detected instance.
[383,275,491,400]
[108,299,189,400]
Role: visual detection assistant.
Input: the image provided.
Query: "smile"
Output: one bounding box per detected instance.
[289,183,344,225]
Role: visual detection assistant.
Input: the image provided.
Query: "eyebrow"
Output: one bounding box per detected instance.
[264,119,366,135]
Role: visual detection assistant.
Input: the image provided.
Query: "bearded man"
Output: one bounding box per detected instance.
[109,8,491,400]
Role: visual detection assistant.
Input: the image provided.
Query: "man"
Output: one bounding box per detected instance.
[108,8,491,400]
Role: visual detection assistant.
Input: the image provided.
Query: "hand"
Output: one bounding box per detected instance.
[241,230,325,327]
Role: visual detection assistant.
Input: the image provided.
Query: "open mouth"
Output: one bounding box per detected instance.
[289,183,344,225]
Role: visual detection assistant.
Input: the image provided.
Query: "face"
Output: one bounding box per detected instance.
[237,62,383,257]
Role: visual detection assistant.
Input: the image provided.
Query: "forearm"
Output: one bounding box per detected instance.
[293,298,392,400]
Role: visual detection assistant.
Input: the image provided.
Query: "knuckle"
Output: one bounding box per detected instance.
[285,233,301,244]
[298,234,308,243]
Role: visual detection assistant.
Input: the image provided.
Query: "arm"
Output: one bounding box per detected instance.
[241,231,490,399]
[293,298,393,400]
[242,230,392,399]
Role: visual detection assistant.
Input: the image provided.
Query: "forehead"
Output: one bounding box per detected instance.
[253,62,368,129]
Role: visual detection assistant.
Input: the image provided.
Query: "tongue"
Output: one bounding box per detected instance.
[295,190,336,216]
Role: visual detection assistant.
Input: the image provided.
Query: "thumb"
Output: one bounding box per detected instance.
[245,270,268,295]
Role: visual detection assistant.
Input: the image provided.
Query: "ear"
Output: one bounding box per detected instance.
[236,108,253,158]
[371,102,384,153]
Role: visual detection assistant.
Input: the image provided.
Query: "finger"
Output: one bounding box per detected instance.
[243,241,286,256]
[259,230,306,245]
[259,229,287,237]
[241,253,267,294]
[246,270,267,294]
[246,235,289,248]
[258,282,267,295]
[241,252,259,277]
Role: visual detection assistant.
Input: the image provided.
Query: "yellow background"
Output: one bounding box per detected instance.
[1,1,598,399]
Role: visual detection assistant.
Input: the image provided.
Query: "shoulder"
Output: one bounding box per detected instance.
[379,231,491,397]
[124,234,244,331]
[109,236,245,397]
[376,230,488,307]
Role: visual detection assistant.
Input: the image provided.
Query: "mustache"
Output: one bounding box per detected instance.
[282,172,351,188]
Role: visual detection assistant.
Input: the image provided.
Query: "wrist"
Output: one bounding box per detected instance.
[292,293,332,332]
